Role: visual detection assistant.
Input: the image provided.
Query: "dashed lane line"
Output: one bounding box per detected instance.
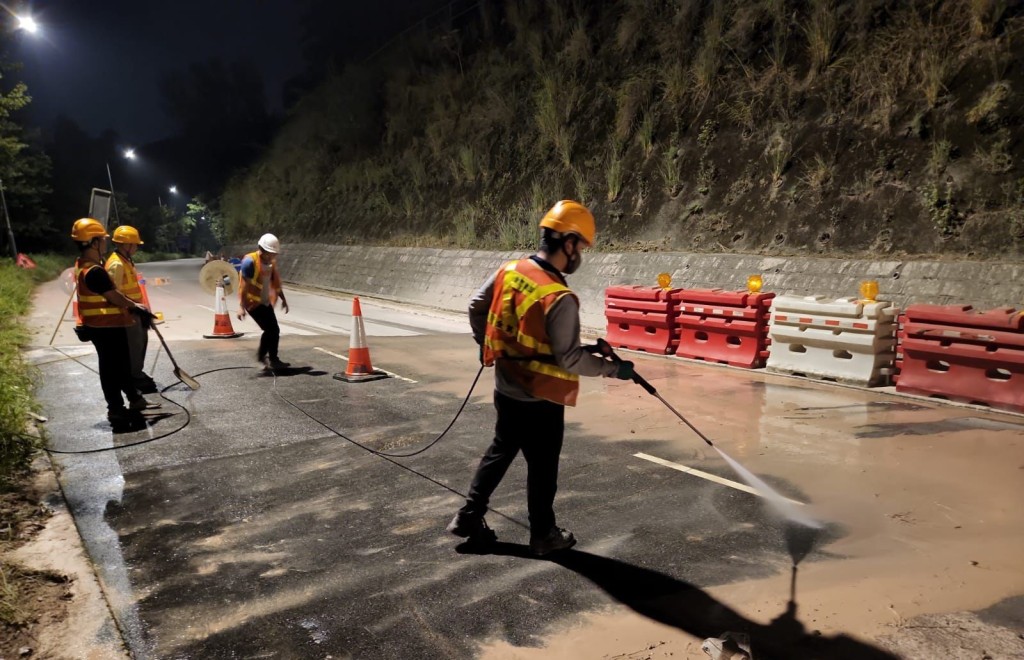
[633,452,806,506]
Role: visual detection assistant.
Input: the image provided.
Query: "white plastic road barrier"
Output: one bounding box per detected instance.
[766,295,898,387]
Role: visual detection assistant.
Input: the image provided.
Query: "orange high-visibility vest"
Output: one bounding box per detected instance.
[239,251,281,311]
[483,259,581,406]
[76,258,131,328]
[104,251,143,303]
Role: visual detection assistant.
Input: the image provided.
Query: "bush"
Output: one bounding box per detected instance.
[0,258,57,486]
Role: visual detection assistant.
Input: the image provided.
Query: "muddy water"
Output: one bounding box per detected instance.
[482,358,1024,658]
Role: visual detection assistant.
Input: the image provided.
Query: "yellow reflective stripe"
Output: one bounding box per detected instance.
[80,308,124,316]
[78,294,107,302]
[515,333,553,353]
[524,360,578,382]
[513,281,568,319]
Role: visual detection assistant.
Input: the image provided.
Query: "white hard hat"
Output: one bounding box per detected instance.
[258,233,280,254]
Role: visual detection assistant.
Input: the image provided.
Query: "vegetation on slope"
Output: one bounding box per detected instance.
[223,0,1024,258]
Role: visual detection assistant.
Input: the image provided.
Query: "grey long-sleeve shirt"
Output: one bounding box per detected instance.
[469,256,618,402]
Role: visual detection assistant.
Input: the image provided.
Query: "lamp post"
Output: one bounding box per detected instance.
[105,149,136,227]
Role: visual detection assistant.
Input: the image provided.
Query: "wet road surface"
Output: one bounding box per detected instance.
[28,261,1024,659]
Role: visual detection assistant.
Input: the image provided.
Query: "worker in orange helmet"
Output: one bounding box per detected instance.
[106,225,157,393]
[448,200,635,555]
[71,218,158,425]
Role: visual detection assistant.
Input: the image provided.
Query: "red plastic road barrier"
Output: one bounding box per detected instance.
[673,289,774,368]
[605,286,680,354]
[895,305,1024,413]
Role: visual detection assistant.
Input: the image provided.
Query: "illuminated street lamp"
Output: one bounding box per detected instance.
[169,185,178,194]
[123,148,136,160]
[16,15,38,34]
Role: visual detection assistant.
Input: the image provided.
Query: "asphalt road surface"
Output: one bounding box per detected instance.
[27,259,1024,659]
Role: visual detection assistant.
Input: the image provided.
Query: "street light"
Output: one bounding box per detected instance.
[123,148,136,160]
[16,15,38,34]
[169,186,178,194]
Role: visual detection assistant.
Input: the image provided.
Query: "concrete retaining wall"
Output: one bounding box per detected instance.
[234,243,1024,331]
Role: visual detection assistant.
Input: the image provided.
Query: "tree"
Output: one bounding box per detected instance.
[185,200,225,255]
[0,59,53,253]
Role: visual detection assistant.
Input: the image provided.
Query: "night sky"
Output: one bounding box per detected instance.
[14,0,306,144]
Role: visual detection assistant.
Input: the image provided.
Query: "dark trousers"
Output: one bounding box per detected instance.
[460,391,565,536]
[90,327,140,412]
[125,320,149,380]
[248,304,280,360]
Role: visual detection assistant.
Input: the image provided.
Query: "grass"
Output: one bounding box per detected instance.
[659,143,683,196]
[966,80,1010,125]
[0,564,22,625]
[805,0,840,77]
[801,154,835,193]
[0,255,63,486]
[928,139,953,176]
[606,145,624,202]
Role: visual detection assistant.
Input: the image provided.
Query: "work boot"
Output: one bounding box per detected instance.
[447,512,497,544]
[128,397,161,412]
[134,375,158,394]
[530,526,576,556]
[268,357,291,369]
[107,407,141,423]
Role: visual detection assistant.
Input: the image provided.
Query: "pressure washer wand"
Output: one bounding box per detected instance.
[594,338,714,447]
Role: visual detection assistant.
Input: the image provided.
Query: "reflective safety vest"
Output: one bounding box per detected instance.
[239,251,281,311]
[104,251,143,303]
[76,258,131,328]
[483,259,580,406]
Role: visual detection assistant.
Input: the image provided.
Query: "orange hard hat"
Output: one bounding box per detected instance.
[70,218,109,241]
[539,200,595,246]
[112,225,144,245]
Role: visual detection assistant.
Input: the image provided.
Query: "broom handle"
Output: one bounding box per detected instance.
[49,285,77,346]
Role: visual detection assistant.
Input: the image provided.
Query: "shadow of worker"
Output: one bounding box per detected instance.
[478,542,898,660]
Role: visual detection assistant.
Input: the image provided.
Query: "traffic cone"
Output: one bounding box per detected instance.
[136,272,164,322]
[203,283,243,339]
[333,297,388,383]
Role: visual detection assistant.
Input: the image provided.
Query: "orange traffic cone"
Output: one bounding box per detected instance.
[333,297,388,382]
[203,283,243,339]
[136,272,163,322]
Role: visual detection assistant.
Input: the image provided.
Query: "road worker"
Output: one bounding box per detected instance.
[71,218,156,424]
[237,233,290,369]
[448,200,635,556]
[106,225,157,393]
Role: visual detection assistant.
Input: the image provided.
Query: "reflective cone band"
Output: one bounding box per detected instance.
[333,296,388,383]
[203,283,243,339]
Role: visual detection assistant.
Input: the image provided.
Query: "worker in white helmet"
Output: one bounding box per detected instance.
[237,233,290,369]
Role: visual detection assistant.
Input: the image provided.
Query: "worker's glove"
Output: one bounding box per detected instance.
[131,305,157,329]
[477,343,484,365]
[614,360,635,381]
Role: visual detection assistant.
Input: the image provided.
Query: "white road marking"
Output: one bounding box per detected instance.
[633,452,805,506]
[313,347,418,384]
[199,304,318,336]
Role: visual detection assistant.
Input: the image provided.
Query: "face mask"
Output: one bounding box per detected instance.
[562,241,583,275]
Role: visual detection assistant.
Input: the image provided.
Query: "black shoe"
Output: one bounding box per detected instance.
[108,407,141,423]
[447,512,496,542]
[530,527,576,556]
[129,397,161,411]
[134,377,158,394]
[268,357,290,369]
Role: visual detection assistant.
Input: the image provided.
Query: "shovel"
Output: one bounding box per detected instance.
[147,318,200,390]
